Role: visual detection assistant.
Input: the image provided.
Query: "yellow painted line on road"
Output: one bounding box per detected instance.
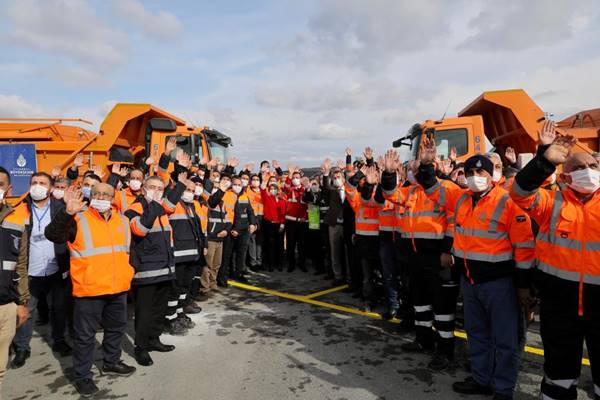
[304,285,349,299]
[228,280,591,366]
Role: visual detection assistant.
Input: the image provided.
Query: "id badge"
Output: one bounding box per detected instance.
[31,234,46,243]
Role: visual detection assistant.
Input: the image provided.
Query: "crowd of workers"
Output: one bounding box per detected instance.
[0,122,598,400]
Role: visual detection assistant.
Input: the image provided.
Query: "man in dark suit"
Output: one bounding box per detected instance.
[321,157,360,292]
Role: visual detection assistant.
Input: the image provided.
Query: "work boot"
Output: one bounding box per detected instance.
[236,275,250,284]
[101,361,136,376]
[134,346,153,367]
[74,378,99,398]
[183,303,202,314]
[382,307,399,321]
[177,314,195,330]
[164,320,188,336]
[148,338,175,352]
[52,341,73,357]
[401,340,433,353]
[428,353,451,371]
[452,377,494,395]
[10,349,30,369]
[194,293,210,302]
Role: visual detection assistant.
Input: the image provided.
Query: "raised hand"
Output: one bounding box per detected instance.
[145,156,156,166]
[543,134,577,166]
[165,137,177,154]
[383,149,400,173]
[227,157,239,168]
[65,187,86,215]
[336,159,345,170]
[73,153,84,168]
[438,158,453,176]
[365,166,379,184]
[51,165,61,179]
[243,163,254,172]
[207,157,218,169]
[177,171,189,185]
[92,164,105,179]
[364,147,374,160]
[112,163,128,177]
[177,151,192,169]
[538,120,557,146]
[287,164,296,174]
[321,158,331,175]
[272,160,281,170]
[345,147,352,156]
[419,136,437,164]
[449,147,457,162]
[505,147,517,165]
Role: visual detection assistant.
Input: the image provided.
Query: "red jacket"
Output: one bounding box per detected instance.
[283,178,308,221]
[261,189,286,224]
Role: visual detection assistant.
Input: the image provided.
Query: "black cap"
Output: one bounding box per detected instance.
[464,155,494,177]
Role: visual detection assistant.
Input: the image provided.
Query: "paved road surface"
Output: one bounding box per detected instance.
[6,270,595,400]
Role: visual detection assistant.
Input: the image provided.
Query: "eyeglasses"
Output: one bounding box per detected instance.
[91,192,114,200]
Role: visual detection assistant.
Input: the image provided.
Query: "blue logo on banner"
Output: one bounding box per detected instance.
[0,144,37,196]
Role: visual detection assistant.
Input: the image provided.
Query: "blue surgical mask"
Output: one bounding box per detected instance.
[82,186,91,199]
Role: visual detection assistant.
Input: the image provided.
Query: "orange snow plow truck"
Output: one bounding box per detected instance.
[394,89,600,165]
[0,103,231,201]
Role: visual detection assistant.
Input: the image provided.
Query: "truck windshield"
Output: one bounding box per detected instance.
[411,128,468,159]
[208,141,229,162]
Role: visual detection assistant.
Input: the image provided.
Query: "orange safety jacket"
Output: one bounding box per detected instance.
[511,178,600,315]
[425,175,535,286]
[68,208,133,297]
[114,188,140,212]
[246,187,264,217]
[345,180,379,237]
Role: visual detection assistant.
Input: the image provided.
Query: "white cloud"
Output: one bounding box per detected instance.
[3,0,129,85]
[460,0,597,50]
[0,95,46,118]
[111,0,183,41]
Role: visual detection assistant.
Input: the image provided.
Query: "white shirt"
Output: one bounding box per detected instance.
[28,202,59,277]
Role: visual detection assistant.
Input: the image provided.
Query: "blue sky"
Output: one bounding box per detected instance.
[1,0,600,166]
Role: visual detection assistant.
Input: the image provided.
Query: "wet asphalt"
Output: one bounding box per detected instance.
[6,269,595,400]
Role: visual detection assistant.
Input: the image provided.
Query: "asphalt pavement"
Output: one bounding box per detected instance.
[5,269,596,400]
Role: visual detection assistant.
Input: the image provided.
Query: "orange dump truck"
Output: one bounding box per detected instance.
[394,89,600,164]
[0,103,232,198]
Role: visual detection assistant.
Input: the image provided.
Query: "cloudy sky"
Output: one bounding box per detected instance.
[1,0,599,166]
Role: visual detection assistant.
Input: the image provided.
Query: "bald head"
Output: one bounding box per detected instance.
[91,183,115,200]
[564,152,599,173]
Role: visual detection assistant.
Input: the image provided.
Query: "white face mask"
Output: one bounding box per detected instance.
[492,170,503,183]
[82,186,92,199]
[129,179,142,191]
[456,175,468,187]
[311,185,319,193]
[333,178,343,188]
[221,180,232,190]
[52,189,65,200]
[194,186,203,196]
[241,179,249,187]
[232,185,242,194]
[30,184,49,201]
[292,178,301,186]
[181,191,194,203]
[407,170,417,185]
[145,189,163,202]
[90,199,111,213]
[270,189,278,196]
[567,168,600,194]
[466,175,490,193]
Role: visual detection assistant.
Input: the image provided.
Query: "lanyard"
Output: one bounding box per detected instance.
[32,204,50,233]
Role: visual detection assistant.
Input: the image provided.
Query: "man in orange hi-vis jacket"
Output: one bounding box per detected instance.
[510,120,600,400]
[415,137,535,400]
